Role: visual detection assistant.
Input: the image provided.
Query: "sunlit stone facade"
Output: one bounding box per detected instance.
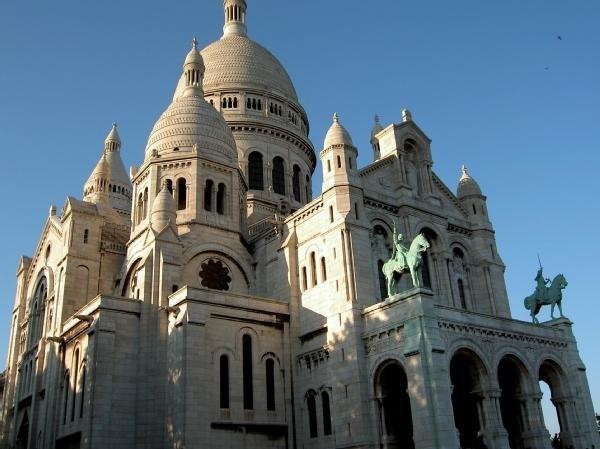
[1,2,598,449]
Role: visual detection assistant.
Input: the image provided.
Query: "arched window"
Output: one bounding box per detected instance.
[220,355,229,408]
[83,229,89,244]
[337,155,341,168]
[272,157,285,195]
[247,98,252,109]
[321,257,327,282]
[30,278,47,345]
[137,193,143,224]
[310,252,317,286]
[177,178,186,210]
[307,392,318,438]
[266,359,275,411]
[233,97,238,108]
[204,180,214,211]
[322,391,332,435]
[243,334,253,410]
[292,165,301,202]
[217,183,226,215]
[223,98,228,109]
[248,152,264,190]
[327,160,331,172]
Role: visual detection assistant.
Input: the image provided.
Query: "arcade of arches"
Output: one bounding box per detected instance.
[373,352,577,449]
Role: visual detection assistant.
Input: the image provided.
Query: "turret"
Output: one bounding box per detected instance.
[370,114,383,161]
[83,124,132,214]
[320,113,360,192]
[151,180,177,232]
[457,165,491,228]
[223,0,247,37]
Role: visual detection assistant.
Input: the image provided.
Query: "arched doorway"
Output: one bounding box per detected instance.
[450,350,486,448]
[375,361,415,449]
[498,356,529,449]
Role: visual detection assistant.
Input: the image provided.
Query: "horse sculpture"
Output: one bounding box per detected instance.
[382,233,430,297]
[524,273,568,324]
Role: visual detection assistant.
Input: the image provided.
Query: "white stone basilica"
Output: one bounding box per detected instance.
[1,2,598,449]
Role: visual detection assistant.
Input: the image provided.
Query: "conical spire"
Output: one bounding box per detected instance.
[223,0,247,37]
[83,154,112,206]
[104,123,121,152]
[181,38,205,96]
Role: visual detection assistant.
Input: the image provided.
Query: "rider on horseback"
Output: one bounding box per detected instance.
[534,267,550,302]
[392,224,409,267]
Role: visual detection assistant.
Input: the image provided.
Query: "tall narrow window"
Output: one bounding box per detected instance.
[248,152,264,190]
[204,180,213,211]
[166,179,173,193]
[458,279,467,309]
[63,372,70,425]
[266,359,275,411]
[354,202,359,220]
[137,193,143,224]
[220,355,229,408]
[307,392,318,438]
[322,391,332,435]
[79,365,86,418]
[272,157,285,195]
[310,252,317,286]
[321,257,327,282]
[143,188,149,219]
[302,267,308,291]
[71,350,79,422]
[217,183,226,215]
[292,165,301,202]
[83,229,89,244]
[243,334,253,410]
[378,260,387,299]
[337,155,342,168]
[305,175,310,201]
[329,206,334,223]
[177,178,186,210]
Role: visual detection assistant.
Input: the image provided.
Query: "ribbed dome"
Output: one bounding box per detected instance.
[201,35,298,102]
[324,113,354,148]
[457,165,483,198]
[145,93,237,165]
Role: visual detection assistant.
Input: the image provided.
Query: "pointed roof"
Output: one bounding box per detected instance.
[457,165,483,198]
[371,114,383,140]
[104,123,121,148]
[324,113,354,148]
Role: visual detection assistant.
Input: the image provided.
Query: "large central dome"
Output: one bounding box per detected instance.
[201,34,298,102]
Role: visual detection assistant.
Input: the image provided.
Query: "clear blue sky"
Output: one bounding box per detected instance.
[1,0,598,435]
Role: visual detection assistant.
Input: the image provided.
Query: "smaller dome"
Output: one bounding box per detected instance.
[457,165,483,198]
[151,181,177,231]
[184,38,205,69]
[324,113,354,148]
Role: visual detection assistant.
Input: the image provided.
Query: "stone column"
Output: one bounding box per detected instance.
[518,392,552,449]
[474,388,510,449]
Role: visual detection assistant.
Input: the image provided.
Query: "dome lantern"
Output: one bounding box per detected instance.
[223,0,247,37]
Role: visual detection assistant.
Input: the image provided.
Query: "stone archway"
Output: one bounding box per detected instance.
[498,356,530,449]
[450,350,486,448]
[374,361,415,449]
[539,359,573,448]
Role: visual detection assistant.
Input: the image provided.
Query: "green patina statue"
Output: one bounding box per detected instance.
[524,265,568,324]
[382,224,430,297]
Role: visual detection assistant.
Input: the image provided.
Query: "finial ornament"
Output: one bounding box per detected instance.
[333,112,339,124]
[191,37,198,50]
[374,114,380,125]
[461,165,469,178]
[402,108,412,122]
